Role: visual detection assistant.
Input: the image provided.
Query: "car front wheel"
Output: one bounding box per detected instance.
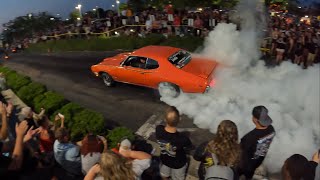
[158,82,180,98]
[101,72,114,87]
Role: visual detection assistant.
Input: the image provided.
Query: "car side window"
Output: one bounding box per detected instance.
[146,58,159,69]
[124,56,147,69]
[124,56,137,66]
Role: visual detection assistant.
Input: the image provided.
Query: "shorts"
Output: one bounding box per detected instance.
[276,48,284,53]
[160,163,187,180]
[307,53,315,63]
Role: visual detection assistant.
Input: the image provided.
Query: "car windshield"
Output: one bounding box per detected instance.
[168,50,192,68]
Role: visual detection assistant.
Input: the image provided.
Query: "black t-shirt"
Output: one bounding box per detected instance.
[155,125,192,169]
[306,42,317,54]
[0,141,12,175]
[240,125,275,170]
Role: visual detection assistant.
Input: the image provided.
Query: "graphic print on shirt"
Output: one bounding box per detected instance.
[157,140,177,157]
[253,132,275,159]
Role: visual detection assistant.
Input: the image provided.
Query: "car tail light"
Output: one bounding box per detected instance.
[209,79,215,87]
[205,79,215,93]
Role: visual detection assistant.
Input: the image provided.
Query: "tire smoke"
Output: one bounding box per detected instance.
[161,0,320,172]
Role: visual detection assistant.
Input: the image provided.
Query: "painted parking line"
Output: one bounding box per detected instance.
[135,114,198,139]
[135,114,161,139]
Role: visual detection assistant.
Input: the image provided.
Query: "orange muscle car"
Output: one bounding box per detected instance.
[91,46,217,97]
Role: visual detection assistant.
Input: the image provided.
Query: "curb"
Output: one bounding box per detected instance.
[1,89,28,110]
[137,114,278,180]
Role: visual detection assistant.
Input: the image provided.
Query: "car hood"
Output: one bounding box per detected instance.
[100,52,130,66]
[182,58,217,79]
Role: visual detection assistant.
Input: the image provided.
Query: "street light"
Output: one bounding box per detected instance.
[116,0,120,16]
[93,8,100,19]
[75,4,82,19]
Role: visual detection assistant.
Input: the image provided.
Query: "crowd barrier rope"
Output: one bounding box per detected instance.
[43,24,271,52]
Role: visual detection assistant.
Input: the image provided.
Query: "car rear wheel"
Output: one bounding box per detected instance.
[101,72,114,87]
[158,82,180,98]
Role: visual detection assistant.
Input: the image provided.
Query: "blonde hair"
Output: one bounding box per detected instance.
[207,120,241,167]
[99,151,136,180]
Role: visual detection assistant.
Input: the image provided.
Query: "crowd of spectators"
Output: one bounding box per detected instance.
[0,82,319,180]
[4,7,319,69]
[264,14,320,68]
[25,8,231,44]
[1,7,320,180]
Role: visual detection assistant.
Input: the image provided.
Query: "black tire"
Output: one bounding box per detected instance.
[101,72,114,87]
[158,82,180,98]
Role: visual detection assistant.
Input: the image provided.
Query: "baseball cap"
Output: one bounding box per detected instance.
[253,106,273,127]
[119,139,131,151]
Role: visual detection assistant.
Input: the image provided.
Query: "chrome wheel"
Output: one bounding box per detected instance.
[101,73,114,87]
[158,82,180,98]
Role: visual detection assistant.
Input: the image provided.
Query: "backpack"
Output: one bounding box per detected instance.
[205,153,234,180]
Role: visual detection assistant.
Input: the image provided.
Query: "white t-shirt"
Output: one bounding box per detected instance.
[94,158,151,180]
[145,20,152,30]
[132,159,151,179]
[81,153,101,175]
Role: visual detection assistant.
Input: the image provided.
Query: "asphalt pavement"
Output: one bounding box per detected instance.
[3,52,169,130]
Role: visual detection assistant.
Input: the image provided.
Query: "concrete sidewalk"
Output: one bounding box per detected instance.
[137,114,280,180]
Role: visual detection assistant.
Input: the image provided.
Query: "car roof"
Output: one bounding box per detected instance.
[131,46,182,62]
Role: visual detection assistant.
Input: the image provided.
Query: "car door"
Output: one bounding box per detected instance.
[116,56,147,86]
[142,58,161,88]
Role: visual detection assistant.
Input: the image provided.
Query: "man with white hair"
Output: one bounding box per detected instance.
[18,107,45,129]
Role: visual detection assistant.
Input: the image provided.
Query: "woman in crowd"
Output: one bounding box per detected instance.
[294,35,304,65]
[80,133,106,174]
[276,36,286,65]
[84,151,136,180]
[271,27,279,55]
[193,120,241,180]
[37,115,55,167]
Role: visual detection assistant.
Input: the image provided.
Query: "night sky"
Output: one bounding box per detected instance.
[0,0,126,32]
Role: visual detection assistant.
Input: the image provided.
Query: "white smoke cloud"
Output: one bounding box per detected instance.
[161,0,320,173]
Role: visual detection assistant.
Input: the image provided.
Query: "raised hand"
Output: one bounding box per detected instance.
[0,102,7,115]
[23,126,41,142]
[6,101,13,115]
[15,121,28,138]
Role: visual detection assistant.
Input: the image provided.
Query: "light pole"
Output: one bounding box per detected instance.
[75,4,82,19]
[116,0,120,16]
[93,8,100,19]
